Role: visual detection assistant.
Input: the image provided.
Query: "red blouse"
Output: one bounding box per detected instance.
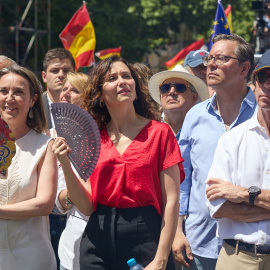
[90,120,185,216]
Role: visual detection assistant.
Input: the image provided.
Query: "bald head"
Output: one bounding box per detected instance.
[0,56,16,70]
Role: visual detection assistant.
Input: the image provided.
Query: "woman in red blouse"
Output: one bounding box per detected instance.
[53,56,185,270]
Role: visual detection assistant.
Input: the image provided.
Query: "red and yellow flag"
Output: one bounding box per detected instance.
[224,5,233,32]
[95,47,121,60]
[59,2,96,70]
[165,38,204,70]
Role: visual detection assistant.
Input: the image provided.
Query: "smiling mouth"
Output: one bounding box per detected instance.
[5,107,16,111]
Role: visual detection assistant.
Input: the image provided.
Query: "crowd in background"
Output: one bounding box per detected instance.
[0,32,270,270]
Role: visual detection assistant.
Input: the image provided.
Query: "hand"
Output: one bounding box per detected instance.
[172,230,193,268]
[206,178,248,203]
[52,137,71,165]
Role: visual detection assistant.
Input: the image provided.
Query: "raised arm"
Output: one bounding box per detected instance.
[0,140,57,220]
[52,137,93,216]
[145,164,180,270]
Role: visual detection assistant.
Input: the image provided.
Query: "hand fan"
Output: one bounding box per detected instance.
[51,103,101,181]
[0,118,16,175]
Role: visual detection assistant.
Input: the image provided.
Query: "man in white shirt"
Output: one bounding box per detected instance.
[206,49,270,269]
[42,48,75,129]
[41,48,75,270]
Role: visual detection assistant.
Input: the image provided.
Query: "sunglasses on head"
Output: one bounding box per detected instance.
[255,71,270,84]
[159,83,191,95]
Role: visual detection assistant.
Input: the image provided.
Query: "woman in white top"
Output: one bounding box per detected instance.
[53,72,91,270]
[0,65,57,269]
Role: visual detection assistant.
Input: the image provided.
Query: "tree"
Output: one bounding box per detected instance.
[0,0,258,70]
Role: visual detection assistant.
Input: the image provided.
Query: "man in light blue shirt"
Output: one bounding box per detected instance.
[172,33,257,270]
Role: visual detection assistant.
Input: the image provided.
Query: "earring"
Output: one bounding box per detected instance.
[99,101,104,108]
[29,107,34,119]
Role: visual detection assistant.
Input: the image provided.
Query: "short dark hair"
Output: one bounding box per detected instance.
[81,56,161,128]
[213,34,254,81]
[43,48,75,71]
[0,65,47,133]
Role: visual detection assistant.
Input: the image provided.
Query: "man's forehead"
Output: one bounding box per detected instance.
[47,58,73,69]
[210,40,237,55]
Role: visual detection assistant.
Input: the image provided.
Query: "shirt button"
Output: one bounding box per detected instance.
[266,149,269,152]
[267,171,270,175]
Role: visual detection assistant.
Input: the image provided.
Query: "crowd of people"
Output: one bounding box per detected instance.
[0,32,270,270]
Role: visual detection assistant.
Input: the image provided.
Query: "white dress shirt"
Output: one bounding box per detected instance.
[206,115,270,245]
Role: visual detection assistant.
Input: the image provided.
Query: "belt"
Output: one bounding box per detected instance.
[224,239,270,255]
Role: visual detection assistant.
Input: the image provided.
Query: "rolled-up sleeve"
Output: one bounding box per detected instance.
[206,135,232,218]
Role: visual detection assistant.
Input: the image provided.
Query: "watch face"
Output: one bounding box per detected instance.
[249,186,261,194]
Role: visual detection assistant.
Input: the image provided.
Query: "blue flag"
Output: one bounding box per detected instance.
[208,0,231,51]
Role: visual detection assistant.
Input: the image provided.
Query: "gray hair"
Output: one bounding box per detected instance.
[0,56,16,69]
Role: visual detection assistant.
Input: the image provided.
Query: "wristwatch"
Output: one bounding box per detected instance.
[248,186,261,205]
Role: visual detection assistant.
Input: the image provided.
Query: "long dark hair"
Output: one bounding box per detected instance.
[81,56,161,128]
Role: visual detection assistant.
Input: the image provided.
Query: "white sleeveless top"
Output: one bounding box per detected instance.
[0,129,56,270]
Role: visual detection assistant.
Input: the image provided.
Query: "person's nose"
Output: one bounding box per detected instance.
[169,85,177,94]
[207,57,217,69]
[264,76,270,89]
[58,69,65,79]
[118,75,127,86]
[6,92,14,102]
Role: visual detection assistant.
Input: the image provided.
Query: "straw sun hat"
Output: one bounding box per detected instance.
[148,64,209,105]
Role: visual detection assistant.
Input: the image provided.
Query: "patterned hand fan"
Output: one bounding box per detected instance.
[51,103,101,181]
[0,118,16,176]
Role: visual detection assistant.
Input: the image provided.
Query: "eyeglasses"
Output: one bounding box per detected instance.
[159,83,192,95]
[255,71,270,84]
[202,55,246,66]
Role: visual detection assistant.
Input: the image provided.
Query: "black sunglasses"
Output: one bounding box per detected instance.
[255,72,269,84]
[159,83,191,94]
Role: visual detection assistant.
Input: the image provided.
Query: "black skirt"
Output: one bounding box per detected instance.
[80,204,176,270]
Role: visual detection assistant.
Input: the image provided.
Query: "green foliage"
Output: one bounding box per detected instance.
[0,0,258,70]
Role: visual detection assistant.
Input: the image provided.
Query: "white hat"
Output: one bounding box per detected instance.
[148,64,209,105]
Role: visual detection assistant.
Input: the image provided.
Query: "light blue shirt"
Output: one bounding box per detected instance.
[178,89,257,259]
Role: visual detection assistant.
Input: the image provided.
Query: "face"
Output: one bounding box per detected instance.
[189,64,207,83]
[42,59,74,93]
[101,61,136,107]
[0,73,37,127]
[160,77,198,114]
[60,80,82,107]
[255,68,270,110]
[206,40,245,90]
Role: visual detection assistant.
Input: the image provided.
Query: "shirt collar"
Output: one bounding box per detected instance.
[47,92,53,107]
[207,87,256,112]
[248,115,260,130]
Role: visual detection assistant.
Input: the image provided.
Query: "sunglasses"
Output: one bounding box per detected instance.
[255,72,270,84]
[159,83,191,94]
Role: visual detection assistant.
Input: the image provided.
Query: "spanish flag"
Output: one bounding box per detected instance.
[95,47,121,60]
[59,2,96,70]
[225,5,233,32]
[165,38,204,70]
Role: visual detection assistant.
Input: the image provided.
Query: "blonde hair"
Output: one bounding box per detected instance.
[62,72,90,97]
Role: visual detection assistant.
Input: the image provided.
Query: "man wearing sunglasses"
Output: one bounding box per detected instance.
[173,34,257,270]
[206,49,270,270]
[148,64,209,140]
